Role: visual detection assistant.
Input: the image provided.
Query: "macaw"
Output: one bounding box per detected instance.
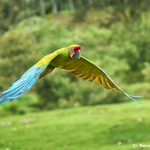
[0,45,141,105]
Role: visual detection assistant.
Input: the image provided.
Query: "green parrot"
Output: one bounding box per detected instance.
[0,45,141,105]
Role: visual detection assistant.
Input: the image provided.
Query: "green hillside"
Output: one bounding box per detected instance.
[0,101,149,150]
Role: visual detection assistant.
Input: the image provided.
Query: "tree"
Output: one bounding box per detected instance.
[0,30,39,90]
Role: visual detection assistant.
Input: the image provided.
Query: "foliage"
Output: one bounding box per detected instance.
[0,30,39,89]
[0,94,39,116]
[0,3,149,113]
[0,0,149,33]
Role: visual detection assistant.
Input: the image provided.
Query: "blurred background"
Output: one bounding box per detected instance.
[0,0,150,150]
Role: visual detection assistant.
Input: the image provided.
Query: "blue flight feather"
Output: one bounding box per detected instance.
[0,66,45,105]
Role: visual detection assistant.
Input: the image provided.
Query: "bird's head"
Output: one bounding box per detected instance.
[69,45,81,59]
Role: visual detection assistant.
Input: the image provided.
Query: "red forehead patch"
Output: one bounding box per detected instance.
[73,45,81,51]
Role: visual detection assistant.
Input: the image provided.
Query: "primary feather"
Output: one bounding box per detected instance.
[62,56,141,103]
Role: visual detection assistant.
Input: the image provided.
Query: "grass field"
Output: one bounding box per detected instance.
[0,100,149,150]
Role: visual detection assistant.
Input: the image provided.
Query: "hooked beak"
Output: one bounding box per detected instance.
[75,50,81,59]
[70,49,81,59]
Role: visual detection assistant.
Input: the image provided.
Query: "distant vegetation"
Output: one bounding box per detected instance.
[0,0,149,33]
[0,1,149,115]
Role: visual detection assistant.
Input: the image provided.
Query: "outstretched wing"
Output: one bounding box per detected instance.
[0,51,60,105]
[63,56,141,103]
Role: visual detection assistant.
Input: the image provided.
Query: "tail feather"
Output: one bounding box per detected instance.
[0,66,45,105]
[128,95,142,98]
[124,93,141,104]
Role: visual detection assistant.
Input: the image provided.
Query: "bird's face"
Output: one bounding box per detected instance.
[69,45,81,59]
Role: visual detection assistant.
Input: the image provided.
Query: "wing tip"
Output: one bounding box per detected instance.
[125,93,142,104]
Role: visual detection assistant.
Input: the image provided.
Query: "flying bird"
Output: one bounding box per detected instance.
[0,45,141,105]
